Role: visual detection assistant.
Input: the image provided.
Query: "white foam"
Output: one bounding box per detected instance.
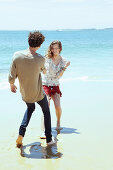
[60,76,113,82]
[0,82,9,90]
[0,76,113,90]
[0,79,19,90]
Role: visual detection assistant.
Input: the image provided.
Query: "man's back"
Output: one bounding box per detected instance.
[9,49,45,103]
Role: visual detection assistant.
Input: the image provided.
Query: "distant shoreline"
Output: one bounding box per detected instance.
[0,28,113,31]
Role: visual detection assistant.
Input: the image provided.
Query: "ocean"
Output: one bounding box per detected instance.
[0,29,113,89]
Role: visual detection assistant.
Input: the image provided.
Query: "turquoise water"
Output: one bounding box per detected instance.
[0,29,113,89]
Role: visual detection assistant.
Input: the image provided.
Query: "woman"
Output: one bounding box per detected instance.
[40,40,70,138]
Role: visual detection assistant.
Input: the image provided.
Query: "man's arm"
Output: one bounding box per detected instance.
[41,57,47,74]
[8,57,17,93]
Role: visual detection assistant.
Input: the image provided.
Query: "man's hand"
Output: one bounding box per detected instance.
[42,68,47,74]
[10,84,17,93]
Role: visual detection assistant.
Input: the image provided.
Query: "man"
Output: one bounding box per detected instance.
[8,31,54,147]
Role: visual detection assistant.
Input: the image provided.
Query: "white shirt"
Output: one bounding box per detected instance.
[42,57,67,86]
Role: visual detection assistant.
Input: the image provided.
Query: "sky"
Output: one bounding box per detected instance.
[0,0,113,30]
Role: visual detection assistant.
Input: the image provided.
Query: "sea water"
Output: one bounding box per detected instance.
[0,29,113,89]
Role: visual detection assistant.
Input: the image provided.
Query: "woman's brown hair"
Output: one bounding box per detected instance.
[46,40,62,58]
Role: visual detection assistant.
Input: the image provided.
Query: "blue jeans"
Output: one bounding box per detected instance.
[19,95,52,143]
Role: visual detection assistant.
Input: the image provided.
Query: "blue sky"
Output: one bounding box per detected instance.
[0,0,113,30]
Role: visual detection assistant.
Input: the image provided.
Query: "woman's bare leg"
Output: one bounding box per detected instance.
[51,93,62,129]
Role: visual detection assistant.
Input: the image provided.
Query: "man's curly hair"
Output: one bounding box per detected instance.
[28,31,45,47]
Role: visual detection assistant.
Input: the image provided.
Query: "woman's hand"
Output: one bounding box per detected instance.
[56,61,70,79]
[65,61,70,68]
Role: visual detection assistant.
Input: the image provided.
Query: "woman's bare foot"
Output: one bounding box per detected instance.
[55,121,63,130]
[55,127,63,130]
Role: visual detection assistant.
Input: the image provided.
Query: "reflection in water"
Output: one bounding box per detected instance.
[20,127,79,159]
[20,142,62,159]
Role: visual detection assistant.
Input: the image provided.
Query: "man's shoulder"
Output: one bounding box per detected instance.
[13,50,26,59]
[36,53,45,61]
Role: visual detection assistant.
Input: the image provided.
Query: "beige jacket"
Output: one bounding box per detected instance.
[8,49,45,103]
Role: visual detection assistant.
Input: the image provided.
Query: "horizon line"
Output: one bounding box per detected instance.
[0,27,113,31]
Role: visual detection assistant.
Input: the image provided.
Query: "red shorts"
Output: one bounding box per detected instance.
[43,85,62,97]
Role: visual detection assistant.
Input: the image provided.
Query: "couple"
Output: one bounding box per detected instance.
[8,31,70,148]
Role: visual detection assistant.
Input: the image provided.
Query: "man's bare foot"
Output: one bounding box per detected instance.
[16,135,23,148]
[47,138,55,146]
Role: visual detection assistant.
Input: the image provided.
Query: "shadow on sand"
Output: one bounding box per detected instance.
[52,127,80,136]
[20,127,80,159]
[20,140,62,159]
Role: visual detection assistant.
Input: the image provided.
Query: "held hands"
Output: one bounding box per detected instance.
[10,84,17,93]
[42,68,47,74]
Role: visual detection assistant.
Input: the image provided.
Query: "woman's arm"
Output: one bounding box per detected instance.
[56,61,70,79]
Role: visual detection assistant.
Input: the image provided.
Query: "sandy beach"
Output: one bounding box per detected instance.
[0,80,113,170]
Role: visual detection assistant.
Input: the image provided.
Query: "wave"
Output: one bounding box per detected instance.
[0,80,19,90]
[0,76,113,90]
[60,76,113,82]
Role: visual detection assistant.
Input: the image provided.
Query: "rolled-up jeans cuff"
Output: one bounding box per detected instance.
[46,136,52,143]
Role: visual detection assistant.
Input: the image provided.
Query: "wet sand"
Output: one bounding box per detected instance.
[0,80,113,170]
